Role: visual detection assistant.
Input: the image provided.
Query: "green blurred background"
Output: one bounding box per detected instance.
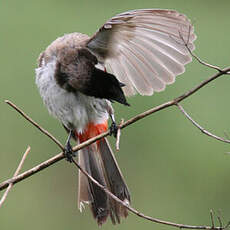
[1,0,230,229]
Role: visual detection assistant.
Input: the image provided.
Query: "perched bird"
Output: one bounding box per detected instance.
[35,9,196,225]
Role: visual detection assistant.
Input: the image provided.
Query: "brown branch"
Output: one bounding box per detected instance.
[1,64,230,228]
[71,158,225,230]
[0,132,113,191]
[1,67,230,192]
[121,67,230,129]
[0,146,30,207]
[1,21,230,228]
[176,103,230,144]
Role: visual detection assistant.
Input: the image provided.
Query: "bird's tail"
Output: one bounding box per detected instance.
[76,121,130,225]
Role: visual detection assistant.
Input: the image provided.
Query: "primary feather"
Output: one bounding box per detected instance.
[87,9,196,96]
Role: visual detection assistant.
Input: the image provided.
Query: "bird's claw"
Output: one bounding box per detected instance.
[109,121,118,138]
[64,142,75,162]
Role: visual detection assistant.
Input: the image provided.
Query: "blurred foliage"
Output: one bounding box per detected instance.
[1,0,230,229]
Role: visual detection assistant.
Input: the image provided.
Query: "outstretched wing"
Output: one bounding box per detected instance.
[86,9,196,96]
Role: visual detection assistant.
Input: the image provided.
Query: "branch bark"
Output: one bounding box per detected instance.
[1,67,230,191]
[176,103,230,144]
[1,61,230,228]
[71,158,228,229]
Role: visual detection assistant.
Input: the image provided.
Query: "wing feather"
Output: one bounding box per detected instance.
[107,58,136,96]
[86,9,196,96]
[119,50,153,95]
[121,41,166,93]
[132,42,173,84]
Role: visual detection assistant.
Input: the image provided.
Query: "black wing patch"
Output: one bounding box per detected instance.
[55,48,129,106]
[83,67,129,106]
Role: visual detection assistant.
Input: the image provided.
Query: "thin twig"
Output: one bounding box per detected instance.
[216,210,224,230]
[116,118,124,151]
[173,67,230,104]
[210,209,215,229]
[71,158,221,230]
[176,103,230,144]
[5,100,64,151]
[0,152,64,191]
[0,146,30,208]
[217,216,223,229]
[186,45,222,72]
[122,67,230,130]
[178,28,223,72]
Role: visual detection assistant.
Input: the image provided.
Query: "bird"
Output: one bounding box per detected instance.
[35,9,196,225]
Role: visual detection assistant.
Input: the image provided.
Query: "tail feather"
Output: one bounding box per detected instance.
[76,122,130,225]
[78,142,109,225]
[98,138,130,223]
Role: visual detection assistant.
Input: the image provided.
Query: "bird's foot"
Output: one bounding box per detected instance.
[64,141,74,162]
[109,121,118,138]
[64,130,77,163]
